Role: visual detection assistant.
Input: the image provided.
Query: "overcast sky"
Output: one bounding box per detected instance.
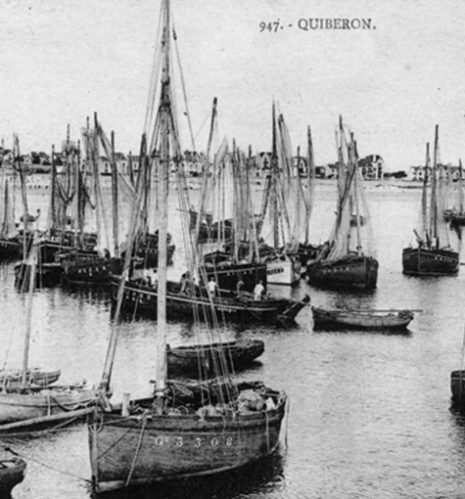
[0,0,464,170]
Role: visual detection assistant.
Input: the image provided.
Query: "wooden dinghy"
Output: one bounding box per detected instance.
[0,456,26,496]
[312,307,414,330]
[167,339,264,377]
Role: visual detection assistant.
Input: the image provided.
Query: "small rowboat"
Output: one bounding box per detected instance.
[167,339,264,377]
[0,456,26,496]
[312,307,415,330]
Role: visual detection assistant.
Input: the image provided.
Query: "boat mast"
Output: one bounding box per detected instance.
[271,103,279,250]
[420,143,430,242]
[110,131,120,257]
[430,125,439,245]
[458,159,464,214]
[21,238,36,387]
[305,125,314,245]
[154,0,171,409]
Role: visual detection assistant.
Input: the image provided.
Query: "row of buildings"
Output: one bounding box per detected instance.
[0,147,386,180]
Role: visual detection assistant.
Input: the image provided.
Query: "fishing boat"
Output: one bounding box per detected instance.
[0,239,96,433]
[112,277,308,325]
[0,456,26,496]
[402,126,459,276]
[167,339,264,377]
[202,250,266,293]
[306,117,378,291]
[312,307,414,330]
[0,168,20,260]
[88,3,288,492]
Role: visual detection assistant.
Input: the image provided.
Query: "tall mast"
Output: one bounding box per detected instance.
[111,131,120,257]
[430,124,439,242]
[271,102,279,250]
[154,0,170,407]
[305,125,314,244]
[458,159,464,214]
[421,143,430,239]
[21,238,36,387]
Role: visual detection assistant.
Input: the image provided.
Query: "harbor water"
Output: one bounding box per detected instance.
[2,179,465,498]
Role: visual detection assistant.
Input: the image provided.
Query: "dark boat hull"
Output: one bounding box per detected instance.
[167,340,264,377]
[451,370,465,408]
[88,393,286,493]
[112,279,308,325]
[14,261,63,289]
[402,247,459,276]
[306,255,379,291]
[0,238,20,260]
[203,256,267,293]
[62,256,122,286]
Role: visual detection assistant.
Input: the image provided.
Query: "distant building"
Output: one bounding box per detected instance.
[409,163,459,181]
[358,154,384,180]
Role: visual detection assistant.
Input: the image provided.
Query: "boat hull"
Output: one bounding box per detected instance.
[306,256,378,291]
[203,260,267,293]
[167,340,264,377]
[402,247,459,276]
[0,388,96,432]
[451,370,465,407]
[113,279,308,325]
[312,307,414,330]
[88,398,286,493]
[0,237,20,260]
[62,256,122,286]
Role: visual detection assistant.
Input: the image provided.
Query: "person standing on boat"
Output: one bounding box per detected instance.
[253,280,265,301]
[236,275,245,299]
[207,276,217,297]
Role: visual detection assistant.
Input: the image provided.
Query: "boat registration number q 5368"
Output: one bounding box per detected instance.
[151,435,234,448]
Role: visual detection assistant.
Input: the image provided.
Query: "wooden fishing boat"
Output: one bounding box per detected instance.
[306,117,378,291]
[0,456,26,496]
[112,278,308,325]
[312,307,414,330]
[402,246,458,275]
[307,254,379,290]
[402,127,459,276]
[89,380,286,493]
[1,237,97,433]
[62,253,122,286]
[202,251,267,293]
[167,339,264,377]
[88,4,288,492]
[451,370,465,408]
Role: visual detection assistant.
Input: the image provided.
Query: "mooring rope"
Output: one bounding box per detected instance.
[125,415,148,487]
[2,446,91,484]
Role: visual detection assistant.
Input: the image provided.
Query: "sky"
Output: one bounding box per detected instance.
[0,0,464,170]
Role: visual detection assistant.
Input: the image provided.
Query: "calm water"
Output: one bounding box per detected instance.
[3,180,465,498]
